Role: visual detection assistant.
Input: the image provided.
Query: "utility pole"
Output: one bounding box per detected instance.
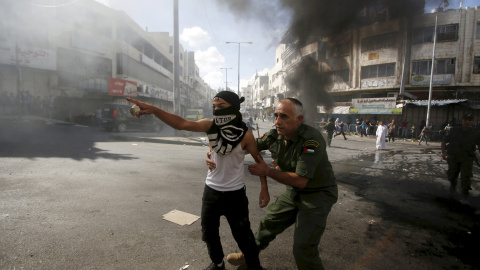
[220,67,232,91]
[226,41,252,95]
[173,0,180,116]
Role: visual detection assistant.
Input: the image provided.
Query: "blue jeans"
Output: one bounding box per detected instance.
[419,135,428,144]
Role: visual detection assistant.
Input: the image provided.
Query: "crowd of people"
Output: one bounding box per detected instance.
[0,90,55,118]
[318,116,480,153]
[323,117,470,144]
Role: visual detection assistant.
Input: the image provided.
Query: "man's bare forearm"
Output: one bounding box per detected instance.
[260,176,268,191]
[151,107,186,130]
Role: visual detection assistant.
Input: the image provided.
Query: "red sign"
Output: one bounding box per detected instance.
[108,78,138,96]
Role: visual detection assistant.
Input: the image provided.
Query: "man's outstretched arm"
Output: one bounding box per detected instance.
[127,97,211,132]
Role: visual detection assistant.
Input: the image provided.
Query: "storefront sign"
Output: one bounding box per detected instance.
[108,78,138,96]
[0,41,56,70]
[350,108,402,114]
[351,97,396,109]
[411,74,452,85]
[368,52,379,60]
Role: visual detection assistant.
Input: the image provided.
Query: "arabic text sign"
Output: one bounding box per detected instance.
[0,41,56,70]
[108,78,138,97]
[351,97,396,109]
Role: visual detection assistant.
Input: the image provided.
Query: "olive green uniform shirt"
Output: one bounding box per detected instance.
[256,123,338,208]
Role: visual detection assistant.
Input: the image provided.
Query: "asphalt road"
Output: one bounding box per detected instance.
[0,117,479,270]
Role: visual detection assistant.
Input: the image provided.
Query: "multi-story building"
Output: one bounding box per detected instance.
[251,73,268,115]
[0,0,212,121]
[276,4,480,129]
[240,85,253,113]
[266,44,286,116]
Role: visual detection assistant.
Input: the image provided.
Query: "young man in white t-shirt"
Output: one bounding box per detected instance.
[127,91,268,270]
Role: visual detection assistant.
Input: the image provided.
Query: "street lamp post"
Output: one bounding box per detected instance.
[426,0,449,127]
[226,41,252,95]
[220,67,232,91]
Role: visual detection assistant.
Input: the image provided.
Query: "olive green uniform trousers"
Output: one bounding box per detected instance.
[255,188,333,270]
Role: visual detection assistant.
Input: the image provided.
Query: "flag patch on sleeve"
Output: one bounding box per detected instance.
[303,140,318,155]
[303,147,315,154]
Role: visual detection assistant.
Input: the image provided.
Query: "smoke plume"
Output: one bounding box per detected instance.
[216,0,425,122]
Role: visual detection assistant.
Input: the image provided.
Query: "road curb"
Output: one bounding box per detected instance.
[109,135,208,147]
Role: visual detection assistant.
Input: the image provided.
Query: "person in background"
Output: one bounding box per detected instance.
[411,124,416,140]
[324,118,336,147]
[355,118,361,136]
[375,121,388,150]
[401,119,408,138]
[387,120,397,143]
[334,118,340,134]
[95,107,102,127]
[418,126,429,146]
[333,121,347,140]
[361,120,367,137]
[442,114,480,205]
[443,122,453,138]
[127,91,267,270]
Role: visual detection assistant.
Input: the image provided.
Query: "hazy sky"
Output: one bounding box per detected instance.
[95,0,478,92]
[95,0,289,92]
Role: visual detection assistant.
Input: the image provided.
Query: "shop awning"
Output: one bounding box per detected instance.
[404,99,468,107]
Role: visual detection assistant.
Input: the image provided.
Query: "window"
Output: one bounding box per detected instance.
[329,69,350,83]
[361,63,395,79]
[413,24,458,44]
[437,24,458,41]
[413,27,434,44]
[411,58,456,75]
[116,53,173,91]
[474,57,480,74]
[361,33,396,52]
[58,48,111,90]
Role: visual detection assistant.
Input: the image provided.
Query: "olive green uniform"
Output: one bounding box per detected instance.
[443,127,480,196]
[255,123,338,269]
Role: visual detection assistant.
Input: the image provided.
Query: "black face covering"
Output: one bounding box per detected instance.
[207,106,247,155]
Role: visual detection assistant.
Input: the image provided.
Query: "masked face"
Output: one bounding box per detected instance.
[207,97,246,154]
[212,106,238,126]
[212,97,231,110]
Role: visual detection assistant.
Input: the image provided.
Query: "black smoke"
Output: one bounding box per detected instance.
[216,0,426,123]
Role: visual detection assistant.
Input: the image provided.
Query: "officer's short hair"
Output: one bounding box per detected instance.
[284,98,303,118]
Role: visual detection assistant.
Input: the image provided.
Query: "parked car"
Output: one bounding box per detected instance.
[100,103,164,133]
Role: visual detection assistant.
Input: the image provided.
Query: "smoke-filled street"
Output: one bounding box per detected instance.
[1,117,479,270]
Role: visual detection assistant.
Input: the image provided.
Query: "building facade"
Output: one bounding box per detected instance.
[275,5,480,129]
[0,0,212,121]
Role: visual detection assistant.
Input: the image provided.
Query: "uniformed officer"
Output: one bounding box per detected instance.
[324,118,336,147]
[441,113,480,205]
[218,98,338,269]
